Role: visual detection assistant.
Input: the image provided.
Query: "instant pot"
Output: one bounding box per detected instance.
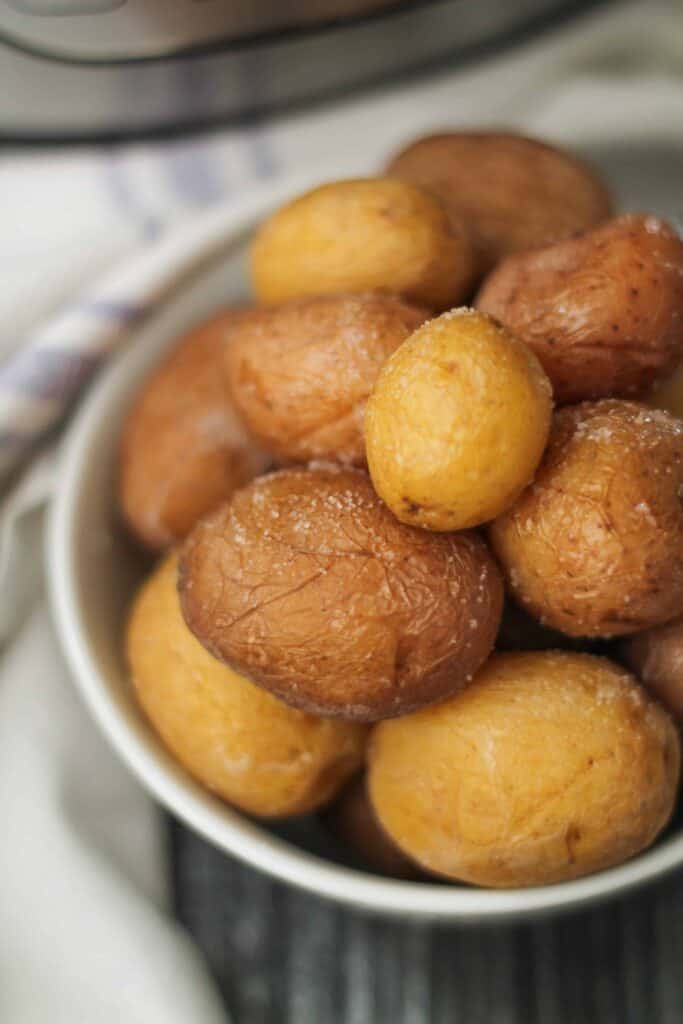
[0,0,602,139]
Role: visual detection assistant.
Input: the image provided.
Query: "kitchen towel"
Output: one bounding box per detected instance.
[1,2,683,1021]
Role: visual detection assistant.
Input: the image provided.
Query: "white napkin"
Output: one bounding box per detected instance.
[1,2,682,1020]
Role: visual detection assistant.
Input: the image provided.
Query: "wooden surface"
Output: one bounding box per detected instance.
[170,819,683,1024]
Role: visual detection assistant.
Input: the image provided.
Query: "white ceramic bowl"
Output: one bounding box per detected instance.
[48,153,683,922]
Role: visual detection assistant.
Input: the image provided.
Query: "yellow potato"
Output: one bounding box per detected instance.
[250,178,473,311]
[127,556,367,818]
[368,651,680,887]
[364,309,553,530]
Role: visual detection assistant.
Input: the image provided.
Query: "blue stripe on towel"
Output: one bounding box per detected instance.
[0,349,102,401]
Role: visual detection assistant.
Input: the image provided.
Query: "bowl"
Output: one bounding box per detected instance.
[47,155,683,922]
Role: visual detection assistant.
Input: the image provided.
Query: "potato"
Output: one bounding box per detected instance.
[250,178,473,311]
[225,294,427,466]
[490,400,683,637]
[368,651,680,887]
[476,215,683,404]
[496,600,613,656]
[650,364,683,421]
[179,466,503,721]
[622,617,683,723]
[119,311,270,550]
[386,131,612,275]
[127,556,367,817]
[364,309,552,531]
[323,774,419,879]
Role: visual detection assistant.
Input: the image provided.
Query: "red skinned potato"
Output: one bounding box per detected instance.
[622,617,683,724]
[386,131,612,275]
[179,466,503,721]
[477,215,683,403]
[490,400,683,638]
[225,293,428,466]
[119,311,270,550]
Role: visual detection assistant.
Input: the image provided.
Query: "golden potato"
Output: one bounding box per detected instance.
[490,401,683,637]
[250,178,473,311]
[364,309,552,531]
[368,651,680,887]
[127,556,367,817]
[179,466,503,721]
[323,775,419,879]
[622,617,683,723]
[386,131,612,274]
[477,215,683,404]
[120,311,270,550]
[225,294,428,465]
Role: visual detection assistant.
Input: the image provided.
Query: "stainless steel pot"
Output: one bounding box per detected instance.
[0,0,603,139]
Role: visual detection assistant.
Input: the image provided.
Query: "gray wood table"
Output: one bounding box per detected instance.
[170,819,683,1024]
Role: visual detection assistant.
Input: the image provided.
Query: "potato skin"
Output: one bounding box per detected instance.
[490,400,683,637]
[386,131,612,275]
[179,466,503,721]
[225,293,428,466]
[622,617,683,723]
[368,651,680,887]
[364,309,553,531]
[323,774,420,879]
[119,311,270,550]
[476,215,683,404]
[250,178,473,312]
[126,556,367,817]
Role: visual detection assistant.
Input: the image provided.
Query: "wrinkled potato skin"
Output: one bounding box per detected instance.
[323,775,420,879]
[120,311,270,550]
[365,309,553,531]
[179,467,503,721]
[225,294,428,466]
[127,556,367,817]
[386,132,612,275]
[622,617,683,723]
[490,401,683,637]
[250,178,473,312]
[477,215,683,404]
[368,651,680,887]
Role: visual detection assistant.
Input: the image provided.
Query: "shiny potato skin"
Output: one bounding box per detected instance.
[386,131,612,275]
[476,215,683,404]
[368,651,680,887]
[225,294,428,466]
[126,556,367,818]
[364,309,553,531]
[250,178,473,312]
[622,617,683,723]
[179,466,503,721]
[323,774,420,879]
[490,401,683,637]
[120,311,270,550]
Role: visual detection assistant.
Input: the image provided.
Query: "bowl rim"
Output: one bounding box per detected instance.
[46,178,683,922]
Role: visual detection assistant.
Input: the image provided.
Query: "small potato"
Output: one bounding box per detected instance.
[386,131,612,274]
[650,364,683,421]
[477,215,683,404]
[368,651,680,887]
[127,556,367,817]
[179,466,503,721]
[364,309,552,531]
[250,178,473,311]
[225,294,428,465]
[120,311,270,550]
[323,775,419,879]
[490,401,683,637]
[622,617,683,723]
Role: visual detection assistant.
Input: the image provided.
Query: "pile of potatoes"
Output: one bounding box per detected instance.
[121,130,683,890]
